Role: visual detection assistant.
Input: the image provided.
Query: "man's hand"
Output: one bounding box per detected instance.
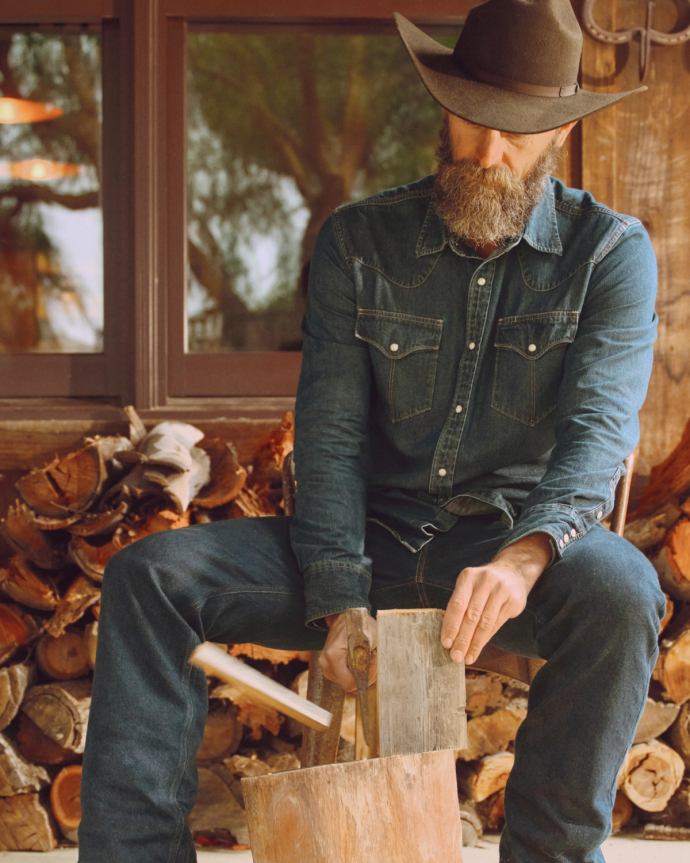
[440,533,552,666]
[319,610,378,693]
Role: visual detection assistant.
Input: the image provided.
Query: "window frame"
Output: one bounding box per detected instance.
[0,0,481,416]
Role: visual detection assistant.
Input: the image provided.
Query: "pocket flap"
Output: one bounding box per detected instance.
[495,311,578,360]
[355,310,443,359]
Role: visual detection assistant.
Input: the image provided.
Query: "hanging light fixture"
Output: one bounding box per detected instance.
[0,159,81,181]
[0,97,63,124]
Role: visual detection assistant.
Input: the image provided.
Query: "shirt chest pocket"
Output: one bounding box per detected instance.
[355,310,443,423]
[492,311,578,427]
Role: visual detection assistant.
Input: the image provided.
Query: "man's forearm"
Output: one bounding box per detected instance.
[490,531,553,592]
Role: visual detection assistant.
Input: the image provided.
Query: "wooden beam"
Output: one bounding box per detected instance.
[163,0,477,21]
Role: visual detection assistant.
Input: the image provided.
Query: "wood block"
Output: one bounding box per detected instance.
[377,609,466,757]
[242,750,463,863]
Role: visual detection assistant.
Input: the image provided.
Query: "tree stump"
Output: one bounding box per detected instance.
[377,609,466,757]
[0,793,58,851]
[242,751,463,863]
[21,679,91,753]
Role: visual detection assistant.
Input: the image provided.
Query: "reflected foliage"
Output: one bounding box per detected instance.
[187,32,450,352]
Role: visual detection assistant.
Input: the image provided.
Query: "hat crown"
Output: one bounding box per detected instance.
[453,0,582,89]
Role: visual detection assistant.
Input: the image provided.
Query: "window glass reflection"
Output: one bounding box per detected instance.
[187,32,450,353]
[0,33,102,353]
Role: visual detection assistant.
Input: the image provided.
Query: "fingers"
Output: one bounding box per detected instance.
[440,574,474,650]
[319,611,378,693]
[463,594,509,666]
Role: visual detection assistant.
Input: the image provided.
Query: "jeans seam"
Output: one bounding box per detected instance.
[415,542,431,607]
[180,588,300,619]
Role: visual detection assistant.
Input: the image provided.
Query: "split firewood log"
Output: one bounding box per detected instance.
[0,733,50,795]
[456,752,514,803]
[84,621,98,669]
[633,697,681,744]
[476,788,506,832]
[229,644,310,665]
[0,793,59,851]
[642,823,690,840]
[0,603,38,666]
[197,701,242,763]
[624,500,682,551]
[21,679,91,754]
[16,714,80,766]
[458,801,484,847]
[251,412,294,484]
[465,672,504,719]
[188,764,249,848]
[21,508,81,531]
[618,740,685,812]
[653,620,690,704]
[209,683,283,740]
[654,521,690,602]
[660,593,674,635]
[611,790,633,833]
[124,405,147,446]
[36,631,90,680]
[2,502,65,569]
[44,576,101,638]
[194,439,247,509]
[67,488,130,538]
[456,707,526,761]
[668,701,690,768]
[230,485,276,519]
[0,555,59,611]
[143,449,210,515]
[68,534,119,581]
[111,508,190,552]
[91,602,100,620]
[631,416,690,518]
[15,439,110,517]
[223,753,272,777]
[50,764,82,843]
[0,661,36,731]
[647,778,690,827]
[139,421,206,471]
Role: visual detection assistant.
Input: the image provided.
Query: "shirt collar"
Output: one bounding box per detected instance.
[416,177,562,258]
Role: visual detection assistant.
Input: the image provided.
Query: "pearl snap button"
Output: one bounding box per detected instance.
[528,343,537,353]
[597,511,603,519]
[477,277,486,285]
[563,533,570,543]
[455,405,463,413]
[571,529,577,538]
[438,468,447,477]
[390,343,399,352]
[468,342,476,350]
[559,539,565,548]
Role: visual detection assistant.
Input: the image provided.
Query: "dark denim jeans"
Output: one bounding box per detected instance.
[78,515,664,863]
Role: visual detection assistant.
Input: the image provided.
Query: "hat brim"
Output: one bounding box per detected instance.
[395,13,646,134]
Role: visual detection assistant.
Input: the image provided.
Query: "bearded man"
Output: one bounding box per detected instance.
[79,2,665,862]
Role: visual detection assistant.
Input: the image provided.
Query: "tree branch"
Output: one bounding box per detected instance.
[0,185,99,210]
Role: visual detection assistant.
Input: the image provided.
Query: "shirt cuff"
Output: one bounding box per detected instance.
[303,561,372,629]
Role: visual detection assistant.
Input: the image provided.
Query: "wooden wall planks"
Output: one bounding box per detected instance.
[577,0,690,480]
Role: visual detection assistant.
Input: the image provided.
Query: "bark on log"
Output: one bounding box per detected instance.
[15,439,108,517]
[458,801,483,847]
[456,707,526,761]
[656,520,690,602]
[197,701,242,763]
[660,593,674,636]
[618,740,685,812]
[0,555,59,611]
[611,790,633,833]
[36,631,90,680]
[0,733,50,795]
[194,439,247,508]
[642,824,690,840]
[84,621,98,669]
[0,661,36,731]
[67,489,130,537]
[465,673,504,719]
[68,534,118,581]
[653,622,690,704]
[632,417,690,518]
[2,502,65,569]
[21,679,91,753]
[44,576,101,638]
[633,697,681,744]
[0,603,37,666]
[50,764,82,843]
[668,701,690,769]
[16,714,80,766]
[242,750,463,863]
[456,752,514,803]
[647,778,690,827]
[0,793,59,851]
[624,501,681,551]
[377,609,467,757]
[251,412,294,484]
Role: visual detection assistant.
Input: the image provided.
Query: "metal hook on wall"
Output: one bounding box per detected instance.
[582,0,690,82]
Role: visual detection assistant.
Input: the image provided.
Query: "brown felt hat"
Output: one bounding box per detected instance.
[395,0,645,134]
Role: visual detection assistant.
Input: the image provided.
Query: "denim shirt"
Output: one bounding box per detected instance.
[291,174,657,628]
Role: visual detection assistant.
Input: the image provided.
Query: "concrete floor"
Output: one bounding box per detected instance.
[1,836,689,861]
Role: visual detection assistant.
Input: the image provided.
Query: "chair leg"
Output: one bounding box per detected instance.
[301,651,345,768]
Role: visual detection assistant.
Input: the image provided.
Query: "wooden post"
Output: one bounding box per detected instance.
[377,609,466,757]
[242,750,463,863]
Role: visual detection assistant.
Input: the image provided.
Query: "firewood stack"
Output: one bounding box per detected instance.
[1,409,690,850]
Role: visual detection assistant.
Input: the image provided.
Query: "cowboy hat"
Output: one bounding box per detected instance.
[395,0,645,134]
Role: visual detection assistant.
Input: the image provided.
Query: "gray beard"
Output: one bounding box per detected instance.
[433,118,561,248]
